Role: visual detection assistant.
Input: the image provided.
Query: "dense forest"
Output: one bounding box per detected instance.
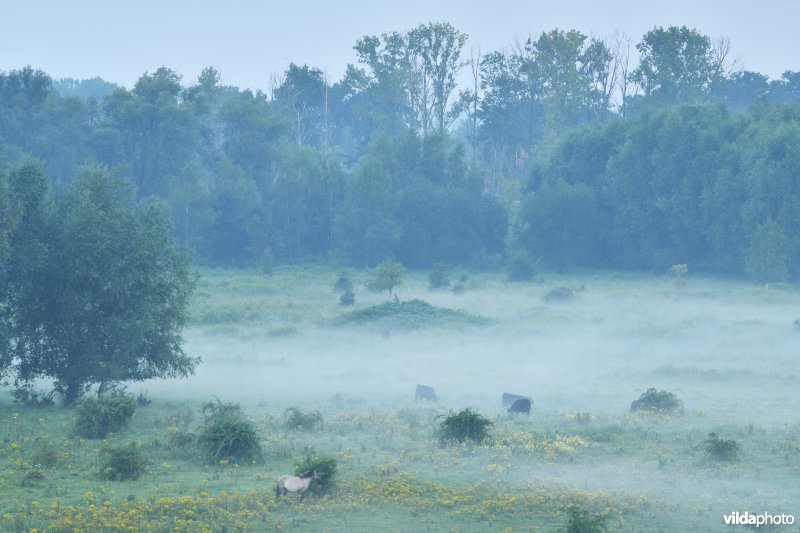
[2,23,799,281]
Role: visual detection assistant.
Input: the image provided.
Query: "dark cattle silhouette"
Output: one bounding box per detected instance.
[508,398,532,415]
[501,393,532,410]
[415,384,438,402]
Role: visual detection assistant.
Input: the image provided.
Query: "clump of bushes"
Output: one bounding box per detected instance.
[629,388,683,415]
[704,432,740,462]
[338,299,488,331]
[99,442,148,481]
[74,392,137,439]
[284,406,324,432]
[196,400,261,464]
[13,386,56,407]
[428,263,450,289]
[294,452,337,496]
[437,408,493,445]
[30,438,59,467]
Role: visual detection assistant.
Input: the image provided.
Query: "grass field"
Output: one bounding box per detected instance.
[1,266,799,531]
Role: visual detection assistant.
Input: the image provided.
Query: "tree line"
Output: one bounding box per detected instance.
[1,23,799,280]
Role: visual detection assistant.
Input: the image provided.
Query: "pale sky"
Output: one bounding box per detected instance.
[2,0,799,90]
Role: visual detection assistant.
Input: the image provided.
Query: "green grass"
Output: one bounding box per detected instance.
[3,266,800,531]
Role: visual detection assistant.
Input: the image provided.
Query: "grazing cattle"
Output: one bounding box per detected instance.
[276,470,322,501]
[415,384,438,402]
[508,398,532,415]
[501,392,532,410]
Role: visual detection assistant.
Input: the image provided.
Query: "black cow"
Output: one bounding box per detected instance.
[508,398,532,415]
[415,384,438,402]
[501,392,532,410]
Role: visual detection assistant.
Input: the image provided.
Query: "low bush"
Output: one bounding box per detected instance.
[284,407,324,431]
[543,286,576,302]
[563,503,609,532]
[704,432,740,462]
[630,388,683,415]
[74,392,137,439]
[437,408,493,445]
[338,299,488,331]
[294,453,338,496]
[196,400,262,464]
[99,442,148,481]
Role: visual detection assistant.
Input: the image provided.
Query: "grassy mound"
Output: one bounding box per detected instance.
[337,299,488,330]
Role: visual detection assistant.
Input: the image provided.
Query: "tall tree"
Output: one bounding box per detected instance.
[11,165,198,404]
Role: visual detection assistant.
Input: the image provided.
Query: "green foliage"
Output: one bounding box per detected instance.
[99,442,148,481]
[284,407,324,432]
[29,439,59,467]
[196,400,261,464]
[338,299,487,330]
[9,164,198,405]
[428,263,450,289]
[74,392,137,439]
[437,408,493,445]
[703,433,740,462]
[630,388,683,415]
[563,503,609,533]
[366,260,406,297]
[745,220,789,287]
[294,453,338,496]
[507,251,537,282]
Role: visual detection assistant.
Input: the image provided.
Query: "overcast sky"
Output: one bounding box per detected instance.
[2,0,798,90]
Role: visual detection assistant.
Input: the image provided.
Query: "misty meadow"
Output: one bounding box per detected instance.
[1,21,799,532]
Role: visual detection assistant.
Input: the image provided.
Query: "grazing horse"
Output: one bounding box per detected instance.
[276,470,321,501]
[415,384,438,402]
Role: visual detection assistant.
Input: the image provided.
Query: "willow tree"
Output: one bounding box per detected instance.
[11,164,198,404]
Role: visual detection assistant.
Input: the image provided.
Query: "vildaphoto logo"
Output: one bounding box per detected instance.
[723,511,794,527]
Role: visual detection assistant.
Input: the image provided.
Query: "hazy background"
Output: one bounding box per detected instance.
[3,0,799,89]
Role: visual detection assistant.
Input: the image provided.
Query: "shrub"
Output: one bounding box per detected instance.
[630,388,683,415]
[136,391,152,407]
[74,392,137,439]
[437,408,493,445]
[543,286,576,302]
[333,271,354,293]
[99,442,148,481]
[428,263,451,289]
[563,503,608,532]
[704,432,740,462]
[507,251,537,282]
[30,439,59,467]
[294,453,337,496]
[284,407,324,431]
[196,400,261,464]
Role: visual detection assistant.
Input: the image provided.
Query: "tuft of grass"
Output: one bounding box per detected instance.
[99,442,148,481]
